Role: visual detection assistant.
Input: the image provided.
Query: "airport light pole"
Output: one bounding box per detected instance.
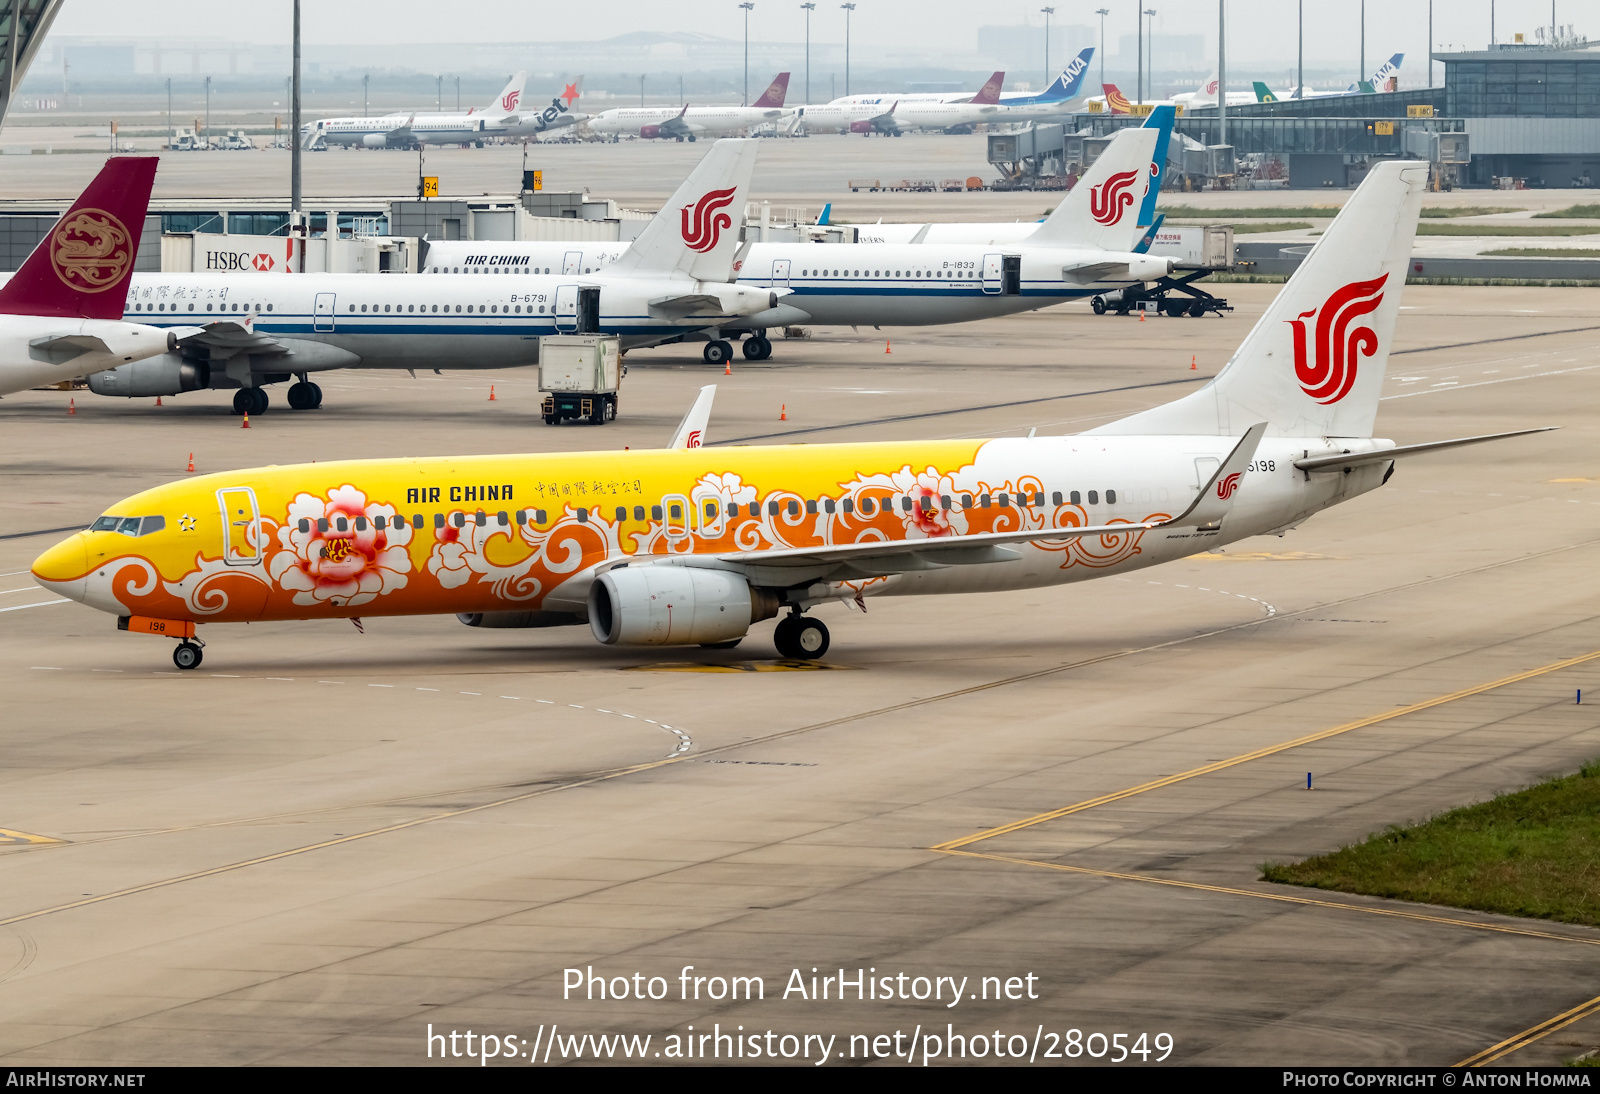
[1360,0,1365,84]
[1041,7,1054,88]
[1144,8,1156,102]
[455,75,460,111]
[801,2,814,104]
[363,73,368,116]
[436,75,442,111]
[165,77,171,149]
[841,3,854,97]
[1297,0,1303,98]
[1217,0,1226,149]
[1095,9,1108,93]
[204,75,210,142]
[291,0,302,273]
[1428,0,1433,87]
[740,2,754,105]
[1136,1,1142,105]
[640,74,645,107]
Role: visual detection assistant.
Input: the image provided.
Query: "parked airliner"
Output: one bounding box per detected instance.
[0,157,194,398]
[589,74,791,140]
[31,160,1546,670]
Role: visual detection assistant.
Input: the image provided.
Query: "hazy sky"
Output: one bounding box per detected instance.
[45,1,1578,67]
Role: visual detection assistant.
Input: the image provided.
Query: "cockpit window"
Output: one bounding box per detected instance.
[92,515,165,537]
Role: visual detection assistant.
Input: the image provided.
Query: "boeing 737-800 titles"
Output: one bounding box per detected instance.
[32,161,1547,670]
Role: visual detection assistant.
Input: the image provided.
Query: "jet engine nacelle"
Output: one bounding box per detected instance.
[87,353,209,398]
[849,120,874,134]
[362,133,389,148]
[639,125,661,139]
[588,566,780,646]
[1127,255,1178,281]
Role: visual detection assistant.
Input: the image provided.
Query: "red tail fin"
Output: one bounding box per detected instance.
[752,72,790,108]
[1103,84,1132,114]
[0,156,156,320]
[969,71,1005,105]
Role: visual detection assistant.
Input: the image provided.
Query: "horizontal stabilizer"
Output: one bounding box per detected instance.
[1293,427,1555,472]
[1170,423,1266,527]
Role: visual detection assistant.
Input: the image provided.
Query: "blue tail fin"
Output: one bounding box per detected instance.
[1137,105,1175,229]
[1133,212,1166,254]
[816,202,831,226]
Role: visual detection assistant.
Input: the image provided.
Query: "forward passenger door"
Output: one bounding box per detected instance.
[982,252,1003,294]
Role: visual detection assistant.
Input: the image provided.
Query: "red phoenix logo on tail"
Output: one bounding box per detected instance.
[1286,274,1388,405]
[1089,170,1139,225]
[681,187,738,253]
[1216,472,1243,500]
[501,90,521,112]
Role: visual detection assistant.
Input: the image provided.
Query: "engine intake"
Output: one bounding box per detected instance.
[87,354,209,398]
[588,566,779,646]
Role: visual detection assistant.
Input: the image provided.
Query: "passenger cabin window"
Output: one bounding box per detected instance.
[1087,490,1099,505]
[1106,489,1117,504]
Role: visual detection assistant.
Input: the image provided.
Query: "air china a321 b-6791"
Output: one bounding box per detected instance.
[33,161,1550,670]
[422,114,1176,365]
[69,140,781,414]
[0,157,197,397]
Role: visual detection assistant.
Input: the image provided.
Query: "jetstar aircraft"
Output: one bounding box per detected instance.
[588,73,791,141]
[32,160,1549,670]
[72,141,781,413]
[0,157,196,398]
[422,112,1177,363]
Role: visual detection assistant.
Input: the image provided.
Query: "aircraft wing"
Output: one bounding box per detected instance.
[172,320,293,358]
[647,293,728,317]
[28,325,204,364]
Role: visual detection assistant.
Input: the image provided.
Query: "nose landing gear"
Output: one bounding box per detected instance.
[172,639,205,670]
[773,612,829,660]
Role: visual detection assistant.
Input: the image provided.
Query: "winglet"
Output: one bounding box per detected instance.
[0,156,156,320]
[668,385,717,449]
[1165,423,1267,528]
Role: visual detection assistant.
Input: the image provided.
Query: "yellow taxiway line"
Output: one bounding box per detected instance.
[1455,992,1600,1067]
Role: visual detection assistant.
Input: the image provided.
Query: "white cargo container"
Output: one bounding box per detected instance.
[1147,224,1234,270]
[538,334,621,425]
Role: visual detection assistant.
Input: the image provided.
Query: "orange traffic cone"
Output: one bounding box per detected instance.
[1190,355,1197,371]
[68,398,76,416]
[1139,309,1146,323]
[885,340,892,354]
[241,411,251,429]
[488,385,497,401]
[779,403,788,421]
[723,359,732,376]
[186,452,195,473]
[155,396,163,407]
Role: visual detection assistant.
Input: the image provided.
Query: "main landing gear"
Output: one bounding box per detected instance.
[741,334,773,361]
[231,387,269,415]
[172,639,204,670]
[702,340,733,365]
[773,612,829,660]
[287,380,323,410]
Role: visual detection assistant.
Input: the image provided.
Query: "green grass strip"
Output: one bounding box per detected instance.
[1416,223,1600,236]
[1263,759,1600,926]
[1535,204,1600,219]
[1481,247,1600,258]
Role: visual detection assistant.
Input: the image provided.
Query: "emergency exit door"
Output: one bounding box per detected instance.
[562,250,584,275]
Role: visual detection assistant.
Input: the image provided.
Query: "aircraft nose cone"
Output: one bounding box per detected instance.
[32,532,88,603]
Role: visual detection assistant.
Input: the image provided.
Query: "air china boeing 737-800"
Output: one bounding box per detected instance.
[33,160,1548,670]
[423,115,1176,363]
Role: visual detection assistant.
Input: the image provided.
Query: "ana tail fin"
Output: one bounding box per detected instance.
[1022,125,1157,250]
[608,139,758,282]
[1090,160,1428,439]
[752,72,790,108]
[1056,48,1094,98]
[0,156,156,320]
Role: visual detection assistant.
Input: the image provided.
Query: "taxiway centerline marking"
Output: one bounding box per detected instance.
[932,648,1600,852]
[940,849,1600,950]
[0,599,67,613]
[1455,992,1600,1067]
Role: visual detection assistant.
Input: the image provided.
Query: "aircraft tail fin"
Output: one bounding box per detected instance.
[752,72,790,108]
[668,385,717,449]
[1055,48,1095,99]
[1089,160,1428,440]
[608,138,758,282]
[1135,105,1175,229]
[1132,212,1166,254]
[969,71,1004,105]
[1253,81,1279,102]
[0,156,156,320]
[816,202,831,227]
[1021,124,1157,250]
[1103,83,1132,114]
[486,71,528,116]
[1198,69,1220,101]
